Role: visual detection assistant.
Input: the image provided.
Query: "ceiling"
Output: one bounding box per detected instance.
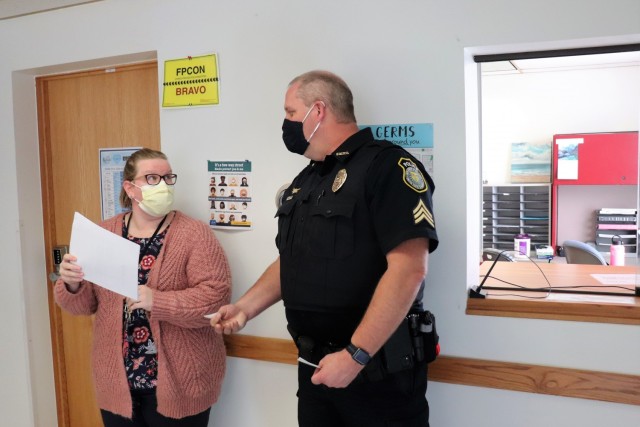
[0,0,102,20]
[482,50,640,75]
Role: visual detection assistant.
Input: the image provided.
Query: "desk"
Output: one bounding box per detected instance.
[514,254,640,266]
[479,261,637,294]
[469,262,640,324]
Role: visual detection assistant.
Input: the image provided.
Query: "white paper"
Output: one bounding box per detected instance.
[70,212,140,299]
[557,159,578,180]
[556,138,582,180]
[591,274,640,285]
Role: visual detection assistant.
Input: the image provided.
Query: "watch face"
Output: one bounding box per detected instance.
[348,344,371,365]
[353,349,370,365]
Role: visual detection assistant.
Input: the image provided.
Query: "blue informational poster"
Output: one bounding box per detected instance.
[360,123,434,176]
[99,147,140,220]
[363,123,434,149]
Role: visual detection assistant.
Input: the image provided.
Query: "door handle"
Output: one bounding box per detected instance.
[50,245,69,282]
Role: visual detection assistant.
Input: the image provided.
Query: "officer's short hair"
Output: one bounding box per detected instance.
[290,70,356,124]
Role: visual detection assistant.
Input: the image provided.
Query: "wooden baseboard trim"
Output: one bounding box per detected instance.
[223,334,640,406]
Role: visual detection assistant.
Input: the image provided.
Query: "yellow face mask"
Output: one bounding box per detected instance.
[134,181,175,217]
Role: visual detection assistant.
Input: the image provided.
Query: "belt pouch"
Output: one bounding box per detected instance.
[287,324,317,362]
[381,317,414,374]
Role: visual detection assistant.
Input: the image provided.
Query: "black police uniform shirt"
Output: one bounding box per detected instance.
[276,127,439,344]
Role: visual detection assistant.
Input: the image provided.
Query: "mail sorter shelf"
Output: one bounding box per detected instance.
[594,208,638,255]
[483,184,551,251]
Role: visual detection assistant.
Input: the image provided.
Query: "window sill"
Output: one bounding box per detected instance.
[466,292,640,325]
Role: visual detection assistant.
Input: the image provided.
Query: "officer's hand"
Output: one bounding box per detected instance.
[209,304,247,335]
[310,349,364,388]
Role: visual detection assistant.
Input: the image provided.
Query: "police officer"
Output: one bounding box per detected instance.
[210,70,439,426]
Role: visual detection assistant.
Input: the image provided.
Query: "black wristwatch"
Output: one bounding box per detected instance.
[346,343,372,366]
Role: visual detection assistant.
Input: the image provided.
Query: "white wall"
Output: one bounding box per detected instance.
[1,1,639,426]
[482,65,640,184]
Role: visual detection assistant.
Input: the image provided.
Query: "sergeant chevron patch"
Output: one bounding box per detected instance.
[413,199,434,227]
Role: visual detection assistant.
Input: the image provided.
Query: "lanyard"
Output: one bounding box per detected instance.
[125,213,168,262]
[123,213,168,324]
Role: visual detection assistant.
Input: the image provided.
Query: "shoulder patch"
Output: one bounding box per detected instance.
[398,157,427,193]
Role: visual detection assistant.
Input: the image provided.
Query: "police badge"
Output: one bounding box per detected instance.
[332,169,347,192]
[398,158,427,193]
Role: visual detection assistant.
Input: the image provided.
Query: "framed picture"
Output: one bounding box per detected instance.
[510,142,551,183]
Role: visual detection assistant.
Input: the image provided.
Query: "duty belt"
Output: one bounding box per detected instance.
[287,309,439,383]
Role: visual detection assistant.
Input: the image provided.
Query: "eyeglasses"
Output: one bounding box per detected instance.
[134,174,178,186]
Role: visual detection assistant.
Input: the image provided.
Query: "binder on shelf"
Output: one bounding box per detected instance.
[599,208,637,215]
[596,215,637,223]
[596,232,635,238]
[597,223,637,230]
[596,242,636,253]
[596,234,635,247]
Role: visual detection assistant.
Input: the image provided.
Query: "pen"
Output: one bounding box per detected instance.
[297,357,319,368]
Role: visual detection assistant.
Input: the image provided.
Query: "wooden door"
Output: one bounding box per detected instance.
[37,62,161,427]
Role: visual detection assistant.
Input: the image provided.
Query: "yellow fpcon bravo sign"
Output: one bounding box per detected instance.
[162,54,219,107]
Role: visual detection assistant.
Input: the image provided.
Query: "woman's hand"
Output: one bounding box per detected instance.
[128,285,153,312]
[59,253,84,292]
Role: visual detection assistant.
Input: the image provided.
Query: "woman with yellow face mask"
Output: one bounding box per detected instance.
[54,148,231,427]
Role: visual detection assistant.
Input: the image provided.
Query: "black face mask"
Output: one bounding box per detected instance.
[281,103,322,155]
[281,119,310,155]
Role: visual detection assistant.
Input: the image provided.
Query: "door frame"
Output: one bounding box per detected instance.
[34,59,159,426]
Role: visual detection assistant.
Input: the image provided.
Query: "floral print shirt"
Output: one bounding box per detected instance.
[122,218,169,391]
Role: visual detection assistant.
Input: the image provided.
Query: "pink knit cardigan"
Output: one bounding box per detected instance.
[54,211,231,419]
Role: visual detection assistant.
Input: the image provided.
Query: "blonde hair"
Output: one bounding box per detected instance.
[119,148,168,209]
[289,70,356,124]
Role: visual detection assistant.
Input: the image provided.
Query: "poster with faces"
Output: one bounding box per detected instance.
[208,160,252,230]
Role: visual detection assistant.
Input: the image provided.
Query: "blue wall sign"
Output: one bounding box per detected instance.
[360,123,433,148]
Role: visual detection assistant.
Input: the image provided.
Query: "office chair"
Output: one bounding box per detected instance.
[562,240,608,265]
[482,248,516,262]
